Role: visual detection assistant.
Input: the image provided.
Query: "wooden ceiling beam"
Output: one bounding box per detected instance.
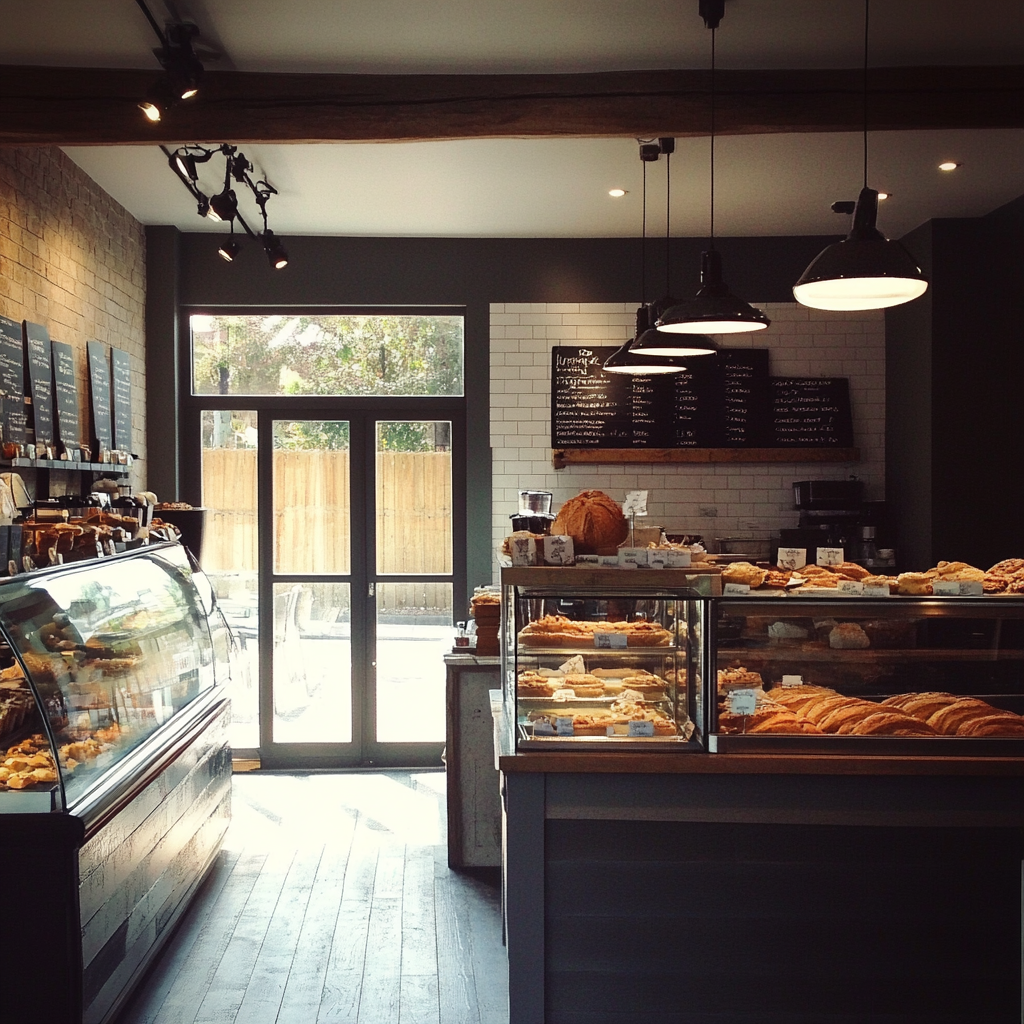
[1,64,1022,145]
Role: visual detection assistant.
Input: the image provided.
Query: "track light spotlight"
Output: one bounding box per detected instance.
[209,189,238,223]
[135,4,206,121]
[138,76,179,123]
[261,231,289,270]
[217,239,242,262]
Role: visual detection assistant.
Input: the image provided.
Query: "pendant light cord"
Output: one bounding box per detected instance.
[863,0,869,189]
[641,157,647,303]
[710,26,716,249]
[665,148,671,297]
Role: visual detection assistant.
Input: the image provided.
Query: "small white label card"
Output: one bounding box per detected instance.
[648,554,668,569]
[862,583,891,598]
[598,554,621,567]
[932,580,960,596]
[816,547,844,566]
[618,547,649,567]
[510,536,537,566]
[622,490,649,517]
[728,689,758,715]
[666,550,692,568]
[723,582,751,596]
[575,554,599,564]
[594,632,628,649]
[627,720,656,737]
[555,717,575,736]
[551,688,576,701]
[959,580,984,596]
[533,719,555,735]
[777,547,807,571]
[836,579,864,596]
[542,534,575,566]
[781,674,804,687]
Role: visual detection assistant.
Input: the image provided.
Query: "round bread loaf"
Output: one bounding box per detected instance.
[551,490,628,554]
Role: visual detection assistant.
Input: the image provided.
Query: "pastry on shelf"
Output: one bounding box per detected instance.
[721,562,768,588]
[828,623,870,649]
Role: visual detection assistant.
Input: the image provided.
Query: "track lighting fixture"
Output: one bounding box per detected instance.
[162,144,291,269]
[217,238,242,262]
[793,0,927,311]
[134,1,206,123]
[655,0,769,336]
[261,230,289,270]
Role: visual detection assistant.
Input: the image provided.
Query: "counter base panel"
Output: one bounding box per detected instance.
[81,699,232,1024]
[545,818,1021,1024]
[709,734,1024,756]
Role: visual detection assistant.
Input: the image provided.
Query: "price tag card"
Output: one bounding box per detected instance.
[723,583,751,596]
[816,547,844,566]
[932,580,960,596]
[551,688,576,701]
[836,579,864,596]
[862,584,891,598]
[618,547,649,566]
[532,719,555,736]
[595,632,628,649]
[598,554,621,567]
[622,490,648,517]
[627,720,655,737]
[728,689,758,715]
[777,547,807,571]
[555,717,575,736]
[959,580,983,596]
[666,550,692,568]
[648,554,667,569]
[781,674,804,687]
[575,554,599,564]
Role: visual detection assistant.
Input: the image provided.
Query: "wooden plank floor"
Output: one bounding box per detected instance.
[118,771,508,1024]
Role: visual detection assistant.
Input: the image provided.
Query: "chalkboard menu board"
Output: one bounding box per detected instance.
[769,377,854,447]
[87,341,113,452]
[23,321,54,447]
[0,315,26,444]
[111,348,132,452]
[51,341,79,448]
[551,346,853,450]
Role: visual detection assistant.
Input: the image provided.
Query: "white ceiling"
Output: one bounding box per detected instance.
[5,0,1024,238]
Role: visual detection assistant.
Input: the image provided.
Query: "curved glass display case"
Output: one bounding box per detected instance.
[0,542,231,811]
[711,595,1024,753]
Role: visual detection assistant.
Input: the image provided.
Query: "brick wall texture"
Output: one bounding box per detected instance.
[490,301,885,576]
[0,146,146,493]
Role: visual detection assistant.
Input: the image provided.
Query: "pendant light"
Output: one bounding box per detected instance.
[792,0,927,311]
[655,0,770,337]
[604,142,687,376]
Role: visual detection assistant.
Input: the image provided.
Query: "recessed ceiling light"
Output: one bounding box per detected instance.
[938,161,960,172]
[608,188,627,197]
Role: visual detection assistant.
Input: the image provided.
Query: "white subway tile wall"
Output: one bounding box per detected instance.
[490,301,884,577]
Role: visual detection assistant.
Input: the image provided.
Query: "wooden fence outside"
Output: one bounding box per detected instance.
[202,448,453,615]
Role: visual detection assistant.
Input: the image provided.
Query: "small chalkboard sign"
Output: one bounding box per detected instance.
[111,348,132,452]
[23,321,54,447]
[769,377,854,447]
[87,341,113,452]
[0,315,27,444]
[551,347,632,446]
[51,341,80,449]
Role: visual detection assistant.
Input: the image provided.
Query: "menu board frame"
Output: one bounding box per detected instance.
[87,341,113,452]
[51,340,80,449]
[23,321,54,447]
[111,348,132,453]
[0,315,27,444]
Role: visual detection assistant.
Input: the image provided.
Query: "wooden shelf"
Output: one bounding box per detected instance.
[3,458,130,475]
[552,447,860,469]
[719,646,1024,663]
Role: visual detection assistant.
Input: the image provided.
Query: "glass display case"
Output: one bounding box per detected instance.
[502,569,707,749]
[0,542,229,812]
[711,595,1024,753]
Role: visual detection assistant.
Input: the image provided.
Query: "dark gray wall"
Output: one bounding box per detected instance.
[151,231,839,596]
[887,194,1024,570]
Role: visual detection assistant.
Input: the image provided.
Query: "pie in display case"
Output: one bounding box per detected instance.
[711,595,1024,753]
[502,569,706,749]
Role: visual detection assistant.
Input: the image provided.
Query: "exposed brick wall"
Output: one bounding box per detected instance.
[490,300,884,576]
[0,146,146,494]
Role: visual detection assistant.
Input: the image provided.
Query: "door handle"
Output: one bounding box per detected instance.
[368,583,375,597]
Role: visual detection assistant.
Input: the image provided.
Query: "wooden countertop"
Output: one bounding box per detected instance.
[498,750,1024,776]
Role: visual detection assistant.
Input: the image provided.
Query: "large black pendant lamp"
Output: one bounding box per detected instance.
[604,142,688,376]
[793,0,927,311]
[653,0,770,338]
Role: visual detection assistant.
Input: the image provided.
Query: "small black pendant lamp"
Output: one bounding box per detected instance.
[793,0,927,310]
[653,0,770,339]
[604,142,688,376]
